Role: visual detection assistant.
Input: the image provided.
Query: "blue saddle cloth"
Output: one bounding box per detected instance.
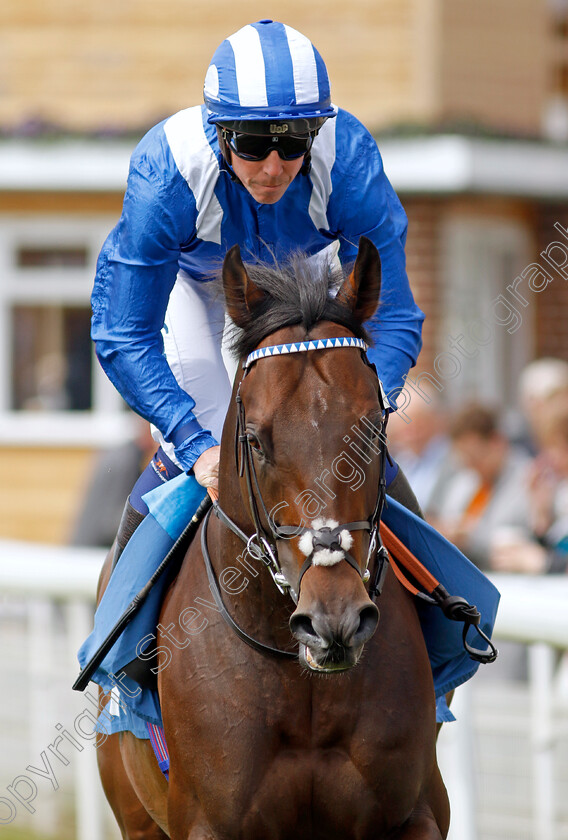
[79,474,500,736]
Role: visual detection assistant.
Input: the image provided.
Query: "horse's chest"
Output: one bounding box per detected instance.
[178,698,424,838]
[219,743,421,840]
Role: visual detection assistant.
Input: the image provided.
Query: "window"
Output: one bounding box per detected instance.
[0,217,131,445]
[16,246,89,269]
[11,305,92,411]
[440,217,534,417]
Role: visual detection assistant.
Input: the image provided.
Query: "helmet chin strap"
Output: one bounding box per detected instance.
[300,151,312,176]
[216,127,239,183]
[223,154,241,184]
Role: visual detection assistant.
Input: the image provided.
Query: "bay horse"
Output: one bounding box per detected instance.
[96,237,450,839]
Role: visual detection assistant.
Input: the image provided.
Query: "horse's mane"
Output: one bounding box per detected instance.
[219,253,373,360]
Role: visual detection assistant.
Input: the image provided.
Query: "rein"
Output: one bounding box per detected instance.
[201,502,297,660]
[379,523,497,663]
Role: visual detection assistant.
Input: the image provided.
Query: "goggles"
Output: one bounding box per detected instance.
[223,130,314,162]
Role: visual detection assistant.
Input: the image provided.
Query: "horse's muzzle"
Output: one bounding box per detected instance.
[290,601,379,673]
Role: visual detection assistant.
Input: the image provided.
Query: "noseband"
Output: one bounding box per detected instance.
[212,336,389,604]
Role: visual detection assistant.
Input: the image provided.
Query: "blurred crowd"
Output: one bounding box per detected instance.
[389,357,568,578]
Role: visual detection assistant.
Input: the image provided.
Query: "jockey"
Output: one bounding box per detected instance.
[91,19,425,562]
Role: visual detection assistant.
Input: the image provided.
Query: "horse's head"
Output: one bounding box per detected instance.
[222,237,385,673]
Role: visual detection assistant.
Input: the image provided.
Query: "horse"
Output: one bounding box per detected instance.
[95,236,450,839]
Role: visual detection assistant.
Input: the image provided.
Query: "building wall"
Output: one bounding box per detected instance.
[0,446,95,543]
[439,0,548,136]
[403,197,443,374]
[0,0,419,134]
[535,204,568,360]
[0,0,554,136]
[0,191,123,215]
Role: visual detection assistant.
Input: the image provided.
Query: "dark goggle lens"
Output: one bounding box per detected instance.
[227,132,312,161]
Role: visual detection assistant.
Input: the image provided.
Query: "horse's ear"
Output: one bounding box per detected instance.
[222,244,266,327]
[336,236,381,323]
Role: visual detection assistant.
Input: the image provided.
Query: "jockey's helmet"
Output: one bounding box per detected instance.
[204,20,336,175]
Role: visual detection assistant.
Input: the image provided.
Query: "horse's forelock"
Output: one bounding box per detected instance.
[218,253,372,361]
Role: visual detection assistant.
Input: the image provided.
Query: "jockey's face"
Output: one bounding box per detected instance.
[231,150,304,204]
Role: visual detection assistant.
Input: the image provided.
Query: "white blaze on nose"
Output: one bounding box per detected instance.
[298,518,354,567]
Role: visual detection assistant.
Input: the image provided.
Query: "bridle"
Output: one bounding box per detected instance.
[199,335,390,659]
[200,332,497,665]
[210,335,389,603]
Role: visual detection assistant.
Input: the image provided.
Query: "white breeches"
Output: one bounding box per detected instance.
[151,271,238,466]
[152,242,342,466]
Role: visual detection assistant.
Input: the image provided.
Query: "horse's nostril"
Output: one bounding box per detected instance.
[289,613,320,645]
[354,604,379,644]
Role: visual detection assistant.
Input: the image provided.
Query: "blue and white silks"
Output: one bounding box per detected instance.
[78,474,499,735]
[91,105,424,472]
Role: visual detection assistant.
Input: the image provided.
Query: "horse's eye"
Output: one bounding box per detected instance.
[367,413,385,439]
[247,432,262,452]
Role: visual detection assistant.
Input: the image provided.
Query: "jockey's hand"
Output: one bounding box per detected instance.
[193,445,220,492]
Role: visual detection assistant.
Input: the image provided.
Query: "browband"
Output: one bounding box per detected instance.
[243,336,368,369]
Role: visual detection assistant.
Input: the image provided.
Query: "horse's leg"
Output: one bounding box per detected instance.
[394,814,444,840]
[98,732,168,840]
[166,780,211,840]
[120,732,170,833]
[395,767,450,839]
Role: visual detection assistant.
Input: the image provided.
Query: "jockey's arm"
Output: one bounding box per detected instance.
[91,132,218,474]
[331,114,424,404]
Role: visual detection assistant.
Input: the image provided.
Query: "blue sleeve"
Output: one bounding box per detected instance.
[91,126,218,470]
[329,113,424,401]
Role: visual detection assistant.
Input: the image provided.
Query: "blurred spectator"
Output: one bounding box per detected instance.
[516,356,568,453]
[429,403,533,571]
[388,399,456,515]
[493,395,568,576]
[69,417,156,548]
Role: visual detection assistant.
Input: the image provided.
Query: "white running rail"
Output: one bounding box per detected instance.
[1,542,568,840]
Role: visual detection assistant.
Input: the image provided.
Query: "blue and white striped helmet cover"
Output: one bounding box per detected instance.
[204,20,337,123]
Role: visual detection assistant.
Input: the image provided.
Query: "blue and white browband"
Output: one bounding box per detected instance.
[243,337,368,369]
